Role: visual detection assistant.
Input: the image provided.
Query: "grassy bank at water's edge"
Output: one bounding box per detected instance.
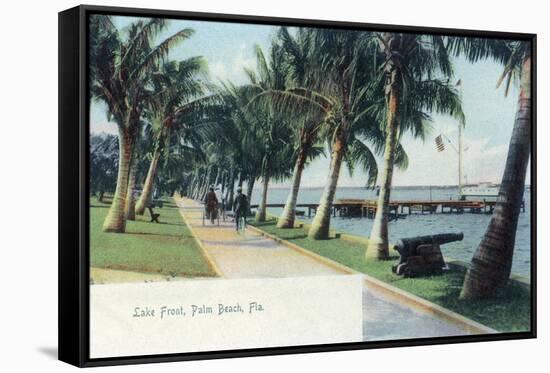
[250,218,530,332]
[90,196,217,278]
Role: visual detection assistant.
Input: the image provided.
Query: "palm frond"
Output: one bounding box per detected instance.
[119,18,167,68]
[128,28,195,83]
[394,143,409,170]
[345,139,378,187]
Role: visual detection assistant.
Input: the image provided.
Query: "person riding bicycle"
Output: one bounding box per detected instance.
[233,187,248,231]
[214,186,225,213]
[205,186,218,224]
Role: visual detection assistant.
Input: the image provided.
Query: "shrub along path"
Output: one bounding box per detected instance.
[177,196,471,341]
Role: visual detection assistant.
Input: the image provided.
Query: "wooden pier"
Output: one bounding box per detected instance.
[250,198,525,219]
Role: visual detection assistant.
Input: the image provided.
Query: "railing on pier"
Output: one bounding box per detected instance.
[249,198,525,219]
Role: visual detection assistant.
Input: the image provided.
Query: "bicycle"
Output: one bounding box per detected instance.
[235,212,246,234]
[202,204,220,226]
[219,200,226,222]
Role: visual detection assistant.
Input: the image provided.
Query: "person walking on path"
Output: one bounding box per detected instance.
[205,186,218,224]
[215,186,225,218]
[233,187,248,232]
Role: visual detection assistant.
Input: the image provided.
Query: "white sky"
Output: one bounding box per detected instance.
[90,16,531,187]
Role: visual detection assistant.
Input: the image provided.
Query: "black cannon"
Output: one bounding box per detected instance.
[392,232,463,277]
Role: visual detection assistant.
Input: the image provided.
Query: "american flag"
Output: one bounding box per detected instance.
[435,134,445,152]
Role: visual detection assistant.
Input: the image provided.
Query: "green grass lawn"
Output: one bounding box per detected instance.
[251,218,530,332]
[90,196,217,277]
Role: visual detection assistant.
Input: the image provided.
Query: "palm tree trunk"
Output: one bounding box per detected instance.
[238,173,244,189]
[460,57,531,300]
[366,70,401,260]
[200,167,212,201]
[277,149,307,228]
[135,148,161,215]
[125,154,137,221]
[192,173,203,200]
[246,177,255,215]
[255,170,270,222]
[102,127,134,233]
[220,171,226,195]
[227,169,235,210]
[195,172,204,200]
[190,180,196,199]
[308,136,346,240]
[196,169,207,201]
[213,167,220,188]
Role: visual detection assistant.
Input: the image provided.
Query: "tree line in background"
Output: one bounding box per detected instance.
[89,15,531,300]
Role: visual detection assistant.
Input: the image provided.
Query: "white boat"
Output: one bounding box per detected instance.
[460,182,499,200]
[442,80,502,202]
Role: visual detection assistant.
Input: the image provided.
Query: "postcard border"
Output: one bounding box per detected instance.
[58,4,537,367]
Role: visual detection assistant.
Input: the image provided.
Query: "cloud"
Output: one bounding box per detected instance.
[461,137,508,184]
[208,44,256,84]
[208,61,228,82]
[90,100,118,136]
[91,121,118,136]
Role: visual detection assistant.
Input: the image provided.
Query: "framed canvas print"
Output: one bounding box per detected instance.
[58,4,536,367]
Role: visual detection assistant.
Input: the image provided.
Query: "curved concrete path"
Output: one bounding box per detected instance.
[177,202,342,278]
[177,197,467,341]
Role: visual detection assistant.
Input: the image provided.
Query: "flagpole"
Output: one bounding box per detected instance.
[457,79,463,198]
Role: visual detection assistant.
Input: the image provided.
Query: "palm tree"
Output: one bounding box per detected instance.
[242,43,295,223]
[157,141,205,196]
[90,15,194,232]
[274,28,326,229]
[90,134,119,202]
[366,33,464,260]
[202,82,258,210]
[134,58,210,215]
[251,29,410,238]
[273,29,388,239]
[447,39,532,299]
[276,117,325,228]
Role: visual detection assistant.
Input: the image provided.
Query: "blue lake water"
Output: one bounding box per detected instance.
[250,186,532,278]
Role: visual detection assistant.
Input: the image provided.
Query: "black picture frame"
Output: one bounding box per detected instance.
[59,4,537,367]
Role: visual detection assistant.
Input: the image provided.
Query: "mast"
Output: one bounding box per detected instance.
[457,79,464,197]
[458,112,463,195]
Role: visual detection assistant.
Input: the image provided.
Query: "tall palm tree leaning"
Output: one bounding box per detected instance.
[302,29,385,240]
[367,33,464,260]
[90,16,194,232]
[274,28,325,229]
[243,43,293,223]
[276,117,324,228]
[448,39,532,299]
[135,58,209,215]
[124,125,141,221]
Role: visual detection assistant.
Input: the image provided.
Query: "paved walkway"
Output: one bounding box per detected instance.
[177,197,467,341]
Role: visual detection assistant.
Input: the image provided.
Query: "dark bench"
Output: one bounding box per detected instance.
[147,206,160,223]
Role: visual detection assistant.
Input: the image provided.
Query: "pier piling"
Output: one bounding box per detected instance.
[249,198,517,220]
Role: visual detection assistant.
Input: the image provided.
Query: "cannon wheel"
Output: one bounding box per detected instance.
[395,263,407,276]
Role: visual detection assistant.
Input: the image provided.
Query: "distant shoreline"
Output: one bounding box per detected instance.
[263,184,531,191]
